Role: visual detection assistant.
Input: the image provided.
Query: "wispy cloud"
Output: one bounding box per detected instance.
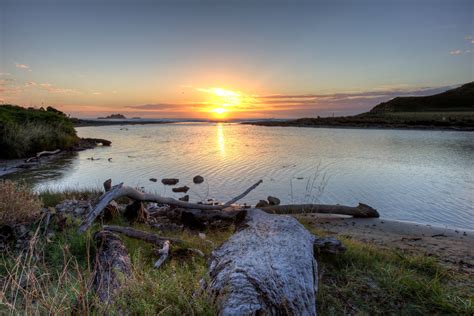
[0,72,11,76]
[126,103,189,111]
[15,63,32,71]
[25,81,80,94]
[449,49,462,55]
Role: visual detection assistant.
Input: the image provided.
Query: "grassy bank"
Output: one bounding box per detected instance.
[0,105,79,159]
[1,186,472,314]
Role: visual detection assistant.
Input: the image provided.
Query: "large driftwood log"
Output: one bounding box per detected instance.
[92,231,132,306]
[208,209,319,315]
[78,180,262,233]
[260,202,379,218]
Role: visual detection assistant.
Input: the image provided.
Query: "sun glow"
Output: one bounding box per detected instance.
[198,87,243,119]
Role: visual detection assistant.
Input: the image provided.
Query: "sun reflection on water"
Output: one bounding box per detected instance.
[216,123,226,157]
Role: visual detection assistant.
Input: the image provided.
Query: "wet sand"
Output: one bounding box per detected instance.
[299,214,474,274]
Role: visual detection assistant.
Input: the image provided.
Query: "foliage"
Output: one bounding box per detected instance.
[0,180,42,225]
[0,189,472,314]
[0,104,78,159]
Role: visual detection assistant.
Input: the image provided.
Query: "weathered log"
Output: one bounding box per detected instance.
[208,209,318,315]
[92,231,132,306]
[259,202,379,218]
[103,225,183,245]
[78,180,262,233]
[179,208,247,230]
[25,149,61,163]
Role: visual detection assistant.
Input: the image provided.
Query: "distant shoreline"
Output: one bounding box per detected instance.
[241,119,474,132]
[73,119,173,127]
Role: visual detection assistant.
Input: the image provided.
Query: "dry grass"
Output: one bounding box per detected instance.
[0,180,42,226]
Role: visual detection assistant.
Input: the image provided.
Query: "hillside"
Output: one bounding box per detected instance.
[0,105,79,159]
[370,82,474,113]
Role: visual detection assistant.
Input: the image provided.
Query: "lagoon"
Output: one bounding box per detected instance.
[6,123,474,230]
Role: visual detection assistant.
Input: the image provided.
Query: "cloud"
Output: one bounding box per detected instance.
[25,81,80,94]
[0,72,11,76]
[92,92,102,95]
[15,63,32,71]
[126,103,185,111]
[449,49,462,55]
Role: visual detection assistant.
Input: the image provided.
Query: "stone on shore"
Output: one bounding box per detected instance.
[179,195,190,202]
[173,186,190,193]
[193,175,204,184]
[267,196,281,205]
[255,200,269,208]
[162,178,179,185]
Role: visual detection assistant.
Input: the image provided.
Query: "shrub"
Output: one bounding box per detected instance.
[0,180,42,225]
[0,104,79,158]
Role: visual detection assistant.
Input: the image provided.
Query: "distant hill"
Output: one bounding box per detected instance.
[98,113,126,119]
[370,82,474,113]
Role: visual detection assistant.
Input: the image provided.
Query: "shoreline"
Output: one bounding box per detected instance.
[300,214,474,273]
[242,121,474,132]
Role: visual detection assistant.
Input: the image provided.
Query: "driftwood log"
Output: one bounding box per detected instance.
[260,202,379,218]
[208,208,320,315]
[25,149,61,163]
[78,180,262,233]
[92,231,132,307]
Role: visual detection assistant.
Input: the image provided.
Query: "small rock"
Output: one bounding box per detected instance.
[199,233,206,239]
[256,200,269,208]
[179,195,190,202]
[267,196,280,206]
[149,178,157,182]
[193,175,204,184]
[162,178,179,185]
[172,186,190,193]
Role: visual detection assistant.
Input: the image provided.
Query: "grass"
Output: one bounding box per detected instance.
[0,180,42,226]
[0,105,79,159]
[0,188,472,315]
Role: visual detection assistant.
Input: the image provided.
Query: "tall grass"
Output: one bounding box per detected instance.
[0,122,77,159]
[0,180,42,226]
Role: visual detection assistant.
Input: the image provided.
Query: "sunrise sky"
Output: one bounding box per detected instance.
[1,0,473,119]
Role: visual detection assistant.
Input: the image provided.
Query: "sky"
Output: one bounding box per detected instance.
[0,0,473,119]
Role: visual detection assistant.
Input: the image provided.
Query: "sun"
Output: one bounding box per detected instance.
[199,87,242,119]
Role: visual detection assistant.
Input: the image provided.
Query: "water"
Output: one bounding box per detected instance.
[5,123,474,230]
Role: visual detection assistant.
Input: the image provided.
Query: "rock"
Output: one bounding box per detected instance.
[255,200,269,208]
[172,186,190,193]
[149,178,157,182]
[162,178,179,185]
[267,196,281,206]
[179,195,189,202]
[193,175,204,184]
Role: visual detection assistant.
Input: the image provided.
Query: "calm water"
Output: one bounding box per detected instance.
[6,123,474,230]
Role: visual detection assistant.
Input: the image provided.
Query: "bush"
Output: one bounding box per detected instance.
[0,104,79,158]
[0,180,42,225]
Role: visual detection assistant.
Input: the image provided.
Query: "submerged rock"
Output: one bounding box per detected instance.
[179,195,190,202]
[173,186,190,193]
[162,178,179,185]
[193,175,204,184]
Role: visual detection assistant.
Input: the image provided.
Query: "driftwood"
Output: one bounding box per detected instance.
[260,202,379,218]
[103,225,183,245]
[208,209,319,315]
[78,180,262,233]
[92,231,132,306]
[154,240,170,268]
[25,149,61,163]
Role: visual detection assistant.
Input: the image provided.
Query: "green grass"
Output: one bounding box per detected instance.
[0,104,79,159]
[1,192,472,315]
